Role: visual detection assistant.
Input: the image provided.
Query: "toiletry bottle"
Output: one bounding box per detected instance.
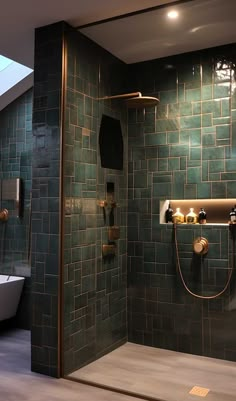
[198,208,207,224]
[172,207,184,224]
[186,208,198,224]
[230,206,236,223]
[165,202,173,223]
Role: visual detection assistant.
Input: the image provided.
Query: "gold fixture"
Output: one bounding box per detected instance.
[98,91,159,108]
[0,208,9,222]
[189,386,210,397]
[174,225,233,299]
[98,200,108,208]
[193,237,209,255]
[108,226,120,241]
[102,244,116,257]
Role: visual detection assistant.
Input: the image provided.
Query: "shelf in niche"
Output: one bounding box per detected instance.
[160,199,236,225]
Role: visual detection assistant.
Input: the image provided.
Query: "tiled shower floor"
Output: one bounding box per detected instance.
[68,342,236,401]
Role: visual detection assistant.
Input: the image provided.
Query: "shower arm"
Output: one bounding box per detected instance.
[97,92,142,100]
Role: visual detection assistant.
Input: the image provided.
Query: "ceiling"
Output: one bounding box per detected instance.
[0,0,236,110]
[81,0,236,64]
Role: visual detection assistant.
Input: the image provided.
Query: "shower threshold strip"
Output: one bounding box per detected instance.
[66,376,166,401]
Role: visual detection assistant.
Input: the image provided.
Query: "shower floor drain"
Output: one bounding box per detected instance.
[189,386,210,397]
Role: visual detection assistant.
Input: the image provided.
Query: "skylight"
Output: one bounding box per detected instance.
[0,55,33,96]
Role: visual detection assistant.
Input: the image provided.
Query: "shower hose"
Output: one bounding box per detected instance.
[173,223,234,299]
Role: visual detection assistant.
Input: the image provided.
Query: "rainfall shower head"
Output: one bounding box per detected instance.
[98,92,159,108]
[125,95,159,108]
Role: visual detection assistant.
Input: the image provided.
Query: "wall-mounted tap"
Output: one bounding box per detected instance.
[0,208,8,222]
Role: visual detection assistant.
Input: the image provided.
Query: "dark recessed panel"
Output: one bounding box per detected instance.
[99,114,123,170]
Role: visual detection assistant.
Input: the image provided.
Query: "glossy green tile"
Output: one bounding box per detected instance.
[180,157,187,170]
[214,83,230,98]
[168,131,179,144]
[172,171,185,199]
[190,147,201,160]
[185,184,197,198]
[156,103,168,119]
[232,121,236,156]
[190,129,201,146]
[178,84,185,102]
[193,102,201,115]
[202,100,221,117]
[197,182,211,198]
[158,145,169,158]
[202,160,208,181]
[202,85,212,100]
[202,114,212,127]
[168,157,180,171]
[145,132,166,145]
[180,116,201,129]
[211,182,226,198]
[202,126,215,134]
[222,98,230,117]
[180,102,192,116]
[227,181,236,198]
[160,90,177,104]
[153,173,172,183]
[179,130,190,144]
[226,160,236,172]
[187,167,201,183]
[156,118,179,132]
[170,145,189,157]
[216,125,230,139]
[148,159,158,171]
[202,133,215,146]
[209,160,224,173]
[202,147,225,160]
[186,88,201,102]
[231,109,236,120]
[168,103,179,117]
[221,172,236,180]
[158,158,168,171]
[153,183,171,197]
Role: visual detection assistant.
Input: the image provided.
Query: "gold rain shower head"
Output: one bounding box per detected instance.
[98,91,159,109]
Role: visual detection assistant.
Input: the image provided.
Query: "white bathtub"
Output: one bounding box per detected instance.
[0,275,25,321]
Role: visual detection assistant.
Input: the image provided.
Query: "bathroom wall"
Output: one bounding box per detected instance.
[127,44,236,360]
[31,22,64,377]
[31,21,128,376]
[63,30,128,375]
[0,89,32,329]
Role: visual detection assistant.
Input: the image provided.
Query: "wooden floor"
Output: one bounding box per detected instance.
[0,329,143,401]
[68,342,236,401]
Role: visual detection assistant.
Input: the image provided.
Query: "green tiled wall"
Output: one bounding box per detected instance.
[127,44,236,360]
[0,89,32,329]
[63,30,128,375]
[31,22,64,377]
[0,90,32,272]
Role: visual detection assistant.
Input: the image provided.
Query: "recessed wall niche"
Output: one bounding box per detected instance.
[160,199,236,225]
[99,114,123,170]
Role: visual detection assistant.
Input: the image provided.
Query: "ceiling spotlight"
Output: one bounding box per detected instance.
[167,10,179,19]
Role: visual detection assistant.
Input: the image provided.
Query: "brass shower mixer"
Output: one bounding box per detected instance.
[193,237,209,255]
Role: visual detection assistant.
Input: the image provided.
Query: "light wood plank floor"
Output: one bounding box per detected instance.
[68,342,236,401]
[0,329,143,401]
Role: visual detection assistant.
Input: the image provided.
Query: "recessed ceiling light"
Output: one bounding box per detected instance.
[167,10,179,19]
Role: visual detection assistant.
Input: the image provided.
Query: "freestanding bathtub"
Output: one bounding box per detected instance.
[0,275,25,321]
